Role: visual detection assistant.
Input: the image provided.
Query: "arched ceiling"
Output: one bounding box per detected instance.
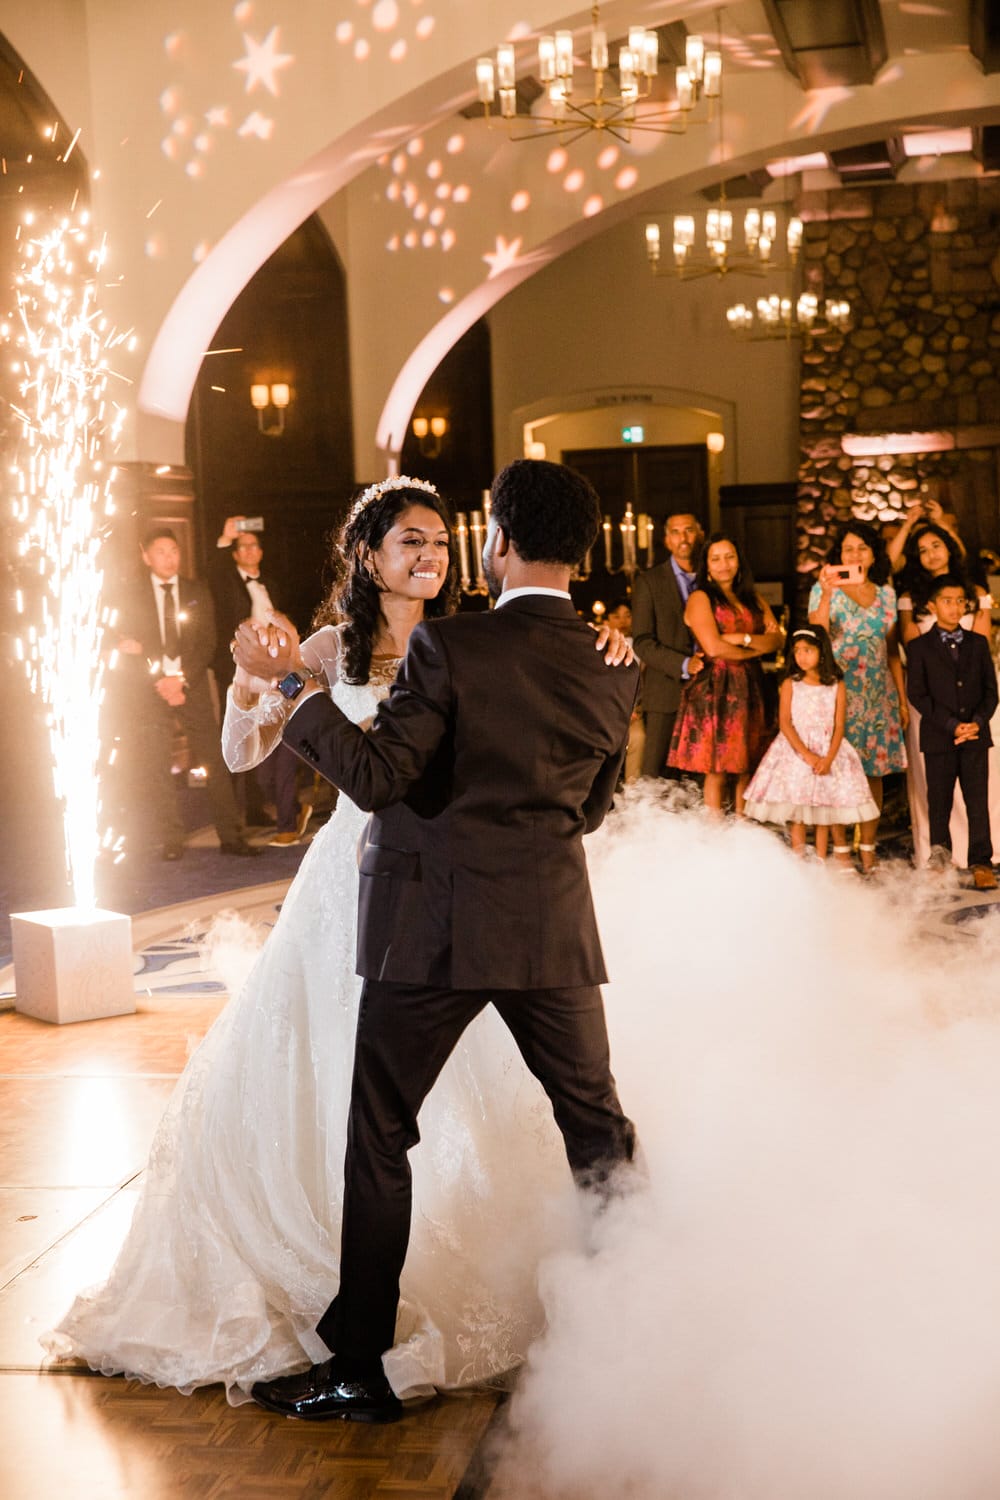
[2,1,997,466]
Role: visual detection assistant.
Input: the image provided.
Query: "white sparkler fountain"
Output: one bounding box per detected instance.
[8,211,136,1024]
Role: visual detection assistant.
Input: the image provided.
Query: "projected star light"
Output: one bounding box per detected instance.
[233,27,294,95]
[158,17,295,179]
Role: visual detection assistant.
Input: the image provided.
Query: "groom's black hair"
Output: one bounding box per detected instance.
[490,459,601,566]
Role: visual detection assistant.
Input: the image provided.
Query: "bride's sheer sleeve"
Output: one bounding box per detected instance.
[221,624,342,772]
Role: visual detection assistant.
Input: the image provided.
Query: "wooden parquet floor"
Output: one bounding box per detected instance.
[1,1372,498,1499]
[0,892,502,1500]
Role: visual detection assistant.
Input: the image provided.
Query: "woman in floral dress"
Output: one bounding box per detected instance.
[669,533,784,814]
[809,520,908,872]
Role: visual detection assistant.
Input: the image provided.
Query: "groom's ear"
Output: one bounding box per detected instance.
[493,525,511,558]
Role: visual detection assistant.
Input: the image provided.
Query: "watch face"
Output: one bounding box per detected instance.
[276,671,304,700]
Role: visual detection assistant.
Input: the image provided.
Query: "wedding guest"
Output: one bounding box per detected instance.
[905,575,998,889]
[668,533,782,816]
[604,598,643,781]
[809,521,907,874]
[632,513,704,778]
[209,518,308,846]
[885,492,964,575]
[116,527,258,861]
[744,624,877,866]
[897,522,998,869]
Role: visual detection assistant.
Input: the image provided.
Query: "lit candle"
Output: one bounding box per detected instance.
[470,509,486,587]
[603,515,613,570]
[639,512,654,567]
[622,505,637,573]
[456,512,471,587]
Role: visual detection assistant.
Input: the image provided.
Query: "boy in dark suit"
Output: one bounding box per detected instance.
[906,574,998,889]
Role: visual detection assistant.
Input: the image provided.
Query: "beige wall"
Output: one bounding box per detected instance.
[488,217,800,489]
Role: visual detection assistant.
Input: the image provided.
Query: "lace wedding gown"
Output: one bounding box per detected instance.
[44,626,577,1402]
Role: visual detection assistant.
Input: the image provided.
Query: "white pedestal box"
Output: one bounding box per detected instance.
[11,908,136,1024]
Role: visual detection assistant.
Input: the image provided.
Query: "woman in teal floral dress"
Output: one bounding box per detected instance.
[809,521,908,872]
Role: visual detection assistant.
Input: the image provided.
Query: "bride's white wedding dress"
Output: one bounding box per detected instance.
[44,625,577,1403]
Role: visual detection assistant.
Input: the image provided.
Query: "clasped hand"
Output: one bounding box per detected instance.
[955,721,980,745]
[232,612,302,690]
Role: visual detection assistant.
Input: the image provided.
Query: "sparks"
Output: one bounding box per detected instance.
[4,211,127,908]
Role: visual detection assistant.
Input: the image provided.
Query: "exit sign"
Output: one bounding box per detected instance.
[622,425,645,444]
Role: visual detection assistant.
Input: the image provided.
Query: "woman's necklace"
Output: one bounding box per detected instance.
[373,620,406,659]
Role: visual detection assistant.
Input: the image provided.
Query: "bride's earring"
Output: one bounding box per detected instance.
[361,549,387,592]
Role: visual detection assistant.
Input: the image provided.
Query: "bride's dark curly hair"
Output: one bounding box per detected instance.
[311,482,459,684]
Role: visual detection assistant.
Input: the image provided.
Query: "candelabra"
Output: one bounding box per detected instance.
[602,505,655,578]
[455,500,490,596]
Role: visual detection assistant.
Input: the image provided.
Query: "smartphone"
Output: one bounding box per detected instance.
[239,516,265,532]
[829,563,865,585]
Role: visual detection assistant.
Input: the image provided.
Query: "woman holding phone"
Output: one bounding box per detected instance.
[809,521,908,872]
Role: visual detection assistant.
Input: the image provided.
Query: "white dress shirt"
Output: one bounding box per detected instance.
[240,571,276,625]
[151,573,182,675]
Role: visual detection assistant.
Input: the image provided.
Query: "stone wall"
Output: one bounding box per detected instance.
[796,178,1000,597]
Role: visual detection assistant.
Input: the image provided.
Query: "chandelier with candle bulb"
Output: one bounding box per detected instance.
[474,5,721,146]
[645,197,803,280]
[726,290,852,340]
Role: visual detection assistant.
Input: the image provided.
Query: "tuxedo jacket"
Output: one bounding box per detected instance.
[631,561,690,714]
[283,594,640,991]
[208,554,284,689]
[906,628,998,754]
[118,571,219,685]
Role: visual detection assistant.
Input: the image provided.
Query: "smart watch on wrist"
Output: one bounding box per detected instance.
[276,669,312,701]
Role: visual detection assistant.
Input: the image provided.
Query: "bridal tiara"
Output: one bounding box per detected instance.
[348,474,440,524]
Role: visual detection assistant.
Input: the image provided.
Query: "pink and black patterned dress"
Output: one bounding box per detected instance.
[668,598,770,775]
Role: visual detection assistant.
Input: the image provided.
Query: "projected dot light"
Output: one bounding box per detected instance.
[378,129,473,255]
[333,0,437,63]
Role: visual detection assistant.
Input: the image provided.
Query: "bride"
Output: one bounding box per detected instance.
[44,477,580,1403]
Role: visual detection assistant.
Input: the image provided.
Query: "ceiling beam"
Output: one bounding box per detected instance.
[760,0,888,88]
[970,0,1000,73]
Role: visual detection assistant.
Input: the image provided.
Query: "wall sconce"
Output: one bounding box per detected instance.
[412,414,448,458]
[251,381,291,437]
[706,430,725,455]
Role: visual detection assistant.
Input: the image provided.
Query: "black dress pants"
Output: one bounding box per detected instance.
[142,678,244,846]
[640,709,677,779]
[316,978,636,1368]
[925,742,993,868]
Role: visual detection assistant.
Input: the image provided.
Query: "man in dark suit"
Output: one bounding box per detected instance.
[242,460,640,1423]
[631,512,704,777]
[118,526,257,860]
[906,574,998,888]
[209,520,306,846]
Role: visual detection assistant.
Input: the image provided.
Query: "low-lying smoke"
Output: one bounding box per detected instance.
[492,790,1000,1500]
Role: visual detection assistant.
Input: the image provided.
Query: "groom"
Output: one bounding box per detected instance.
[240,459,640,1423]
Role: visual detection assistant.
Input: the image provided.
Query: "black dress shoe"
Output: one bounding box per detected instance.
[251,1358,403,1423]
[218,839,262,857]
[161,842,184,861]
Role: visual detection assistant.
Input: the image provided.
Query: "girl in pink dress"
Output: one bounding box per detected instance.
[745,625,878,865]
